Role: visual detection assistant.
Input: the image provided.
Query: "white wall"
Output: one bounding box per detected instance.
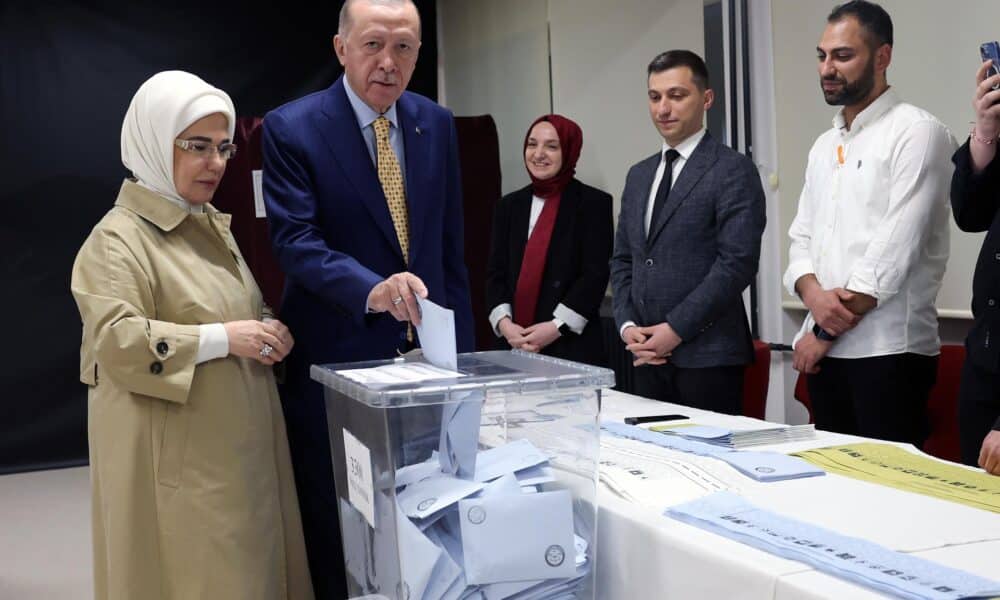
[439,0,704,208]
[438,0,551,195]
[548,0,704,203]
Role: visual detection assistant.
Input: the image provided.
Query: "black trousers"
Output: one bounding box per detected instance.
[632,363,745,415]
[958,359,1000,466]
[806,353,936,448]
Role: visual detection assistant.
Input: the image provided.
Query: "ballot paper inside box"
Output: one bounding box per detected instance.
[311,350,613,600]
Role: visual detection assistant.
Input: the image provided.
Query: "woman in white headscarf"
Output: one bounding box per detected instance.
[71,71,314,600]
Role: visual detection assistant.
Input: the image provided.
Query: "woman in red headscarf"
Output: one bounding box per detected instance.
[486,114,614,366]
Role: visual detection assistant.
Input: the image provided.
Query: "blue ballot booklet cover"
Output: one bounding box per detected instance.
[667,492,1000,600]
[602,420,825,482]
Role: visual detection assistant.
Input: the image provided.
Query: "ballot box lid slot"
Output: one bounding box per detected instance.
[310,350,614,408]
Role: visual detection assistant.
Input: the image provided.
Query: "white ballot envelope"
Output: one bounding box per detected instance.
[459,489,577,584]
[397,474,484,520]
[474,438,549,483]
[394,454,441,489]
[439,393,483,480]
[394,500,442,600]
[478,472,521,498]
[514,464,556,487]
[716,450,825,482]
[421,526,469,600]
[480,578,543,600]
[339,498,374,590]
[415,296,458,370]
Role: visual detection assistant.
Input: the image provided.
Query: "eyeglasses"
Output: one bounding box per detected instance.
[174,138,238,160]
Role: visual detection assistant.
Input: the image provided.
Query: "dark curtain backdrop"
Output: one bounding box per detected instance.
[0,0,438,474]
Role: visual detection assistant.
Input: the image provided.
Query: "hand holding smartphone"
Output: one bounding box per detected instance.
[980,41,1000,91]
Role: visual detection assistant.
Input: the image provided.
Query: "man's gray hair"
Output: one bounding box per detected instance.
[338,0,421,38]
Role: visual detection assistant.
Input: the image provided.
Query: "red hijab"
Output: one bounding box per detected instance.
[524,114,583,199]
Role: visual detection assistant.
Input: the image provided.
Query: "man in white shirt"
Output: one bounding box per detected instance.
[785,0,955,446]
[611,50,766,414]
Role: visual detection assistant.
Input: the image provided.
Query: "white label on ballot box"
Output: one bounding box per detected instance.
[343,428,376,528]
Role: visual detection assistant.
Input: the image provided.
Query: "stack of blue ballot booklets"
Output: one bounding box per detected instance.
[341,438,591,600]
[667,492,1000,600]
[601,421,824,482]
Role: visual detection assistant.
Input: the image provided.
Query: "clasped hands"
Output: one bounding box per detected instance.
[623,322,682,367]
[367,272,428,325]
[793,285,875,374]
[498,317,560,353]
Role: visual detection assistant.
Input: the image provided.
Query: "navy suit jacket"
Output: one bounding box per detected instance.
[262,77,474,384]
[610,132,766,368]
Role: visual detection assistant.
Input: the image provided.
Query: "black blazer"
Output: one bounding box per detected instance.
[952,141,1000,393]
[486,178,613,366]
[610,133,766,368]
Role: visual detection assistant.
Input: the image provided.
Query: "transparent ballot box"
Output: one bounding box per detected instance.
[310,350,614,600]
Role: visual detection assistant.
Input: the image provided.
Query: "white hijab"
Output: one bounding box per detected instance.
[120,70,236,210]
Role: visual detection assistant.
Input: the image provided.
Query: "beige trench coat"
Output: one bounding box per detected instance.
[71,181,313,600]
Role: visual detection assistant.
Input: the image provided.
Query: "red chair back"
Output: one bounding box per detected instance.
[923,345,964,462]
[742,340,771,420]
[794,372,814,424]
[792,345,964,462]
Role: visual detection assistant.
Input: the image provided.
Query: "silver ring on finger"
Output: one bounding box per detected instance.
[260,343,274,359]
[391,296,403,305]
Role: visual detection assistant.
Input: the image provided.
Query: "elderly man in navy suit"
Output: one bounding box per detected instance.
[262,0,474,596]
[611,50,766,415]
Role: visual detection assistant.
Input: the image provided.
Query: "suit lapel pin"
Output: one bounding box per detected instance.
[415,126,422,135]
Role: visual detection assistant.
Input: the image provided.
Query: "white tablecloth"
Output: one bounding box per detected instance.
[595,390,1000,599]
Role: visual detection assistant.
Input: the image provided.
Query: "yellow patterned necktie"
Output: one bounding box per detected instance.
[373,116,409,263]
[372,116,414,344]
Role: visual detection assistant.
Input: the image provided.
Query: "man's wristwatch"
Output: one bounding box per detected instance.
[552,318,570,335]
[812,323,838,342]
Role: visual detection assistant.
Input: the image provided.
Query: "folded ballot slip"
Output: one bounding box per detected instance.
[459,489,578,585]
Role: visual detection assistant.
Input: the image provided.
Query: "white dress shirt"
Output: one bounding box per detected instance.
[644,128,706,236]
[489,194,588,336]
[783,89,956,358]
[620,128,706,337]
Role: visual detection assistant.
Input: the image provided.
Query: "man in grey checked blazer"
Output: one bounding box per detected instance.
[611,50,766,414]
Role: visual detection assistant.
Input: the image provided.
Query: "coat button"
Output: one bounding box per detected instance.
[995,253,1000,261]
[645,259,654,267]
[150,361,163,375]
[991,299,997,307]
[156,341,169,356]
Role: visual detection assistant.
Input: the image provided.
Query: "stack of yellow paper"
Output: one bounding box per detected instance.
[793,443,1000,514]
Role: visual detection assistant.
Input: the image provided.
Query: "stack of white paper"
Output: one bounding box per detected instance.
[651,423,816,449]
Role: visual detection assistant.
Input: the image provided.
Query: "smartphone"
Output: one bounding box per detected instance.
[980,41,1000,90]
[624,414,688,426]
